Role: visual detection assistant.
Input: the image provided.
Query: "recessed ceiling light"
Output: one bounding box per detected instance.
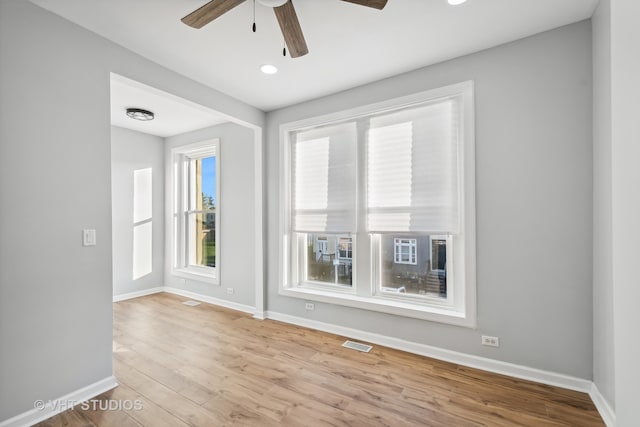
[260,64,278,75]
[126,108,154,121]
[448,0,467,5]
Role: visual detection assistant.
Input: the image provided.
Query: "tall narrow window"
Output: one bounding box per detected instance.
[281,81,475,326]
[172,140,220,283]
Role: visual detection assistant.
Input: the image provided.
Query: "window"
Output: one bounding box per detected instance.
[171,140,220,283]
[338,237,353,260]
[280,81,476,326]
[394,238,417,264]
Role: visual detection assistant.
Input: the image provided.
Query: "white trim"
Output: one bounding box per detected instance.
[113,288,255,316]
[279,81,477,328]
[172,268,218,285]
[254,127,265,316]
[589,383,616,427]
[279,286,473,327]
[113,287,164,302]
[0,376,118,427]
[264,310,592,394]
[163,287,254,315]
[170,139,220,285]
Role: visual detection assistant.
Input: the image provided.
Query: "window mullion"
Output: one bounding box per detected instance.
[180,156,188,268]
[354,118,370,297]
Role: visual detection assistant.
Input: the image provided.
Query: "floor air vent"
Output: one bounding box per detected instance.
[182,300,201,307]
[342,340,373,353]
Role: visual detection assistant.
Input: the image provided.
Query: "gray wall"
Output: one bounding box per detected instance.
[265,21,593,379]
[0,1,263,422]
[111,126,165,297]
[591,0,616,412]
[610,1,640,425]
[164,123,256,308]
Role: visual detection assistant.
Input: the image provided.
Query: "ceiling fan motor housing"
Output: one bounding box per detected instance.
[257,0,288,7]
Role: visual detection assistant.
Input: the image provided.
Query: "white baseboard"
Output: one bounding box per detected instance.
[0,376,118,427]
[589,383,615,427]
[113,287,164,302]
[163,287,255,315]
[112,287,254,316]
[265,310,593,394]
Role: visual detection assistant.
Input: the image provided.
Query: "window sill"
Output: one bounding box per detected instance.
[173,268,218,285]
[279,286,476,328]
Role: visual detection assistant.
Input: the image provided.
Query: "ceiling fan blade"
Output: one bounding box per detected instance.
[274,1,309,58]
[182,0,247,29]
[340,0,388,10]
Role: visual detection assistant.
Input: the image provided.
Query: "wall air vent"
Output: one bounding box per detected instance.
[182,300,201,307]
[342,340,373,353]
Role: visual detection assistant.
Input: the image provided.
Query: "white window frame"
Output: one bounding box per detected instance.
[393,238,417,265]
[171,139,221,284]
[279,81,476,327]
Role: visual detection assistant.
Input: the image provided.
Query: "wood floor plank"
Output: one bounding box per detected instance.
[35,293,604,426]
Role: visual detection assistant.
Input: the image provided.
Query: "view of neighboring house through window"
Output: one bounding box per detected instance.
[306,234,353,286]
[281,82,475,325]
[190,156,216,267]
[383,235,448,298]
[172,139,220,283]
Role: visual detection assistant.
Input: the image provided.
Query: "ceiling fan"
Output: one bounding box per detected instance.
[181,0,388,58]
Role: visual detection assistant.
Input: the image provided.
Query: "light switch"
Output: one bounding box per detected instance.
[83,229,96,246]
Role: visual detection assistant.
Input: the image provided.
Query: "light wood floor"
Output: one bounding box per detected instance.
[38,293,603,426]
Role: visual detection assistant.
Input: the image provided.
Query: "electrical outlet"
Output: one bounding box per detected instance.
[481,335,500,347]
[305,302,315,311]
[226,288,234,295]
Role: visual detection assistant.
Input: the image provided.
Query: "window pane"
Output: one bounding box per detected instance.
[189,212,216,267]
[195,156,217,211]
[190,155,216,268]
[305,234,352,286]
[382,235,447,298]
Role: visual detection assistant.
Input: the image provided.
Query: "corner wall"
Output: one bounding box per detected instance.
[0,1,263,422]
[591,0,616,414]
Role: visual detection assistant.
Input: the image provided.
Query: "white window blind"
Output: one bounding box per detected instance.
[367,97,460,234]
[291,122,357,233]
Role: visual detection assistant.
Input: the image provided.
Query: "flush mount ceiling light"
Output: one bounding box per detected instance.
[126,108,154,121]
[260,64,278,74]
[448,0,467,5]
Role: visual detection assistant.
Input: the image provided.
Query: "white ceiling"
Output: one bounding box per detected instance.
[110,74,228,137]
[32,0,598,112]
